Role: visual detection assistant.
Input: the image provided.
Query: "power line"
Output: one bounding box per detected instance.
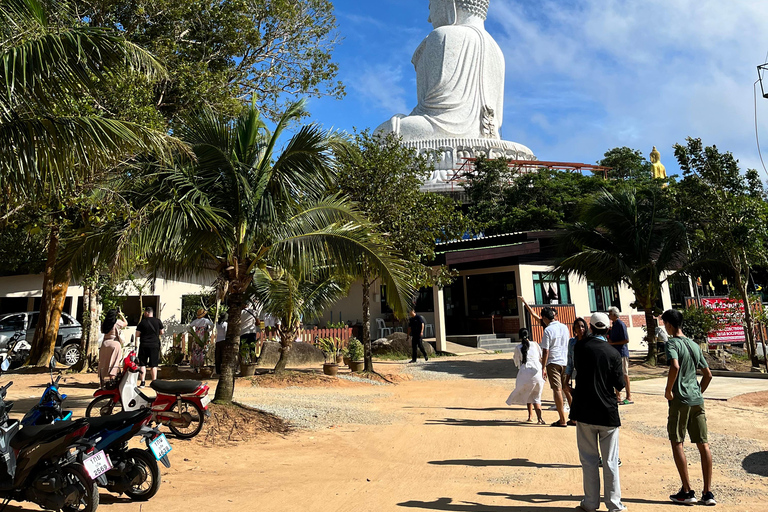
[753,79,768,179]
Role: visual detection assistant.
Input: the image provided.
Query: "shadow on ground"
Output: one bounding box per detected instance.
[742,451,768,476]
[429,458,579,469]
[397,497,574,511]
[417,359,517,380]
[478,492,670,506]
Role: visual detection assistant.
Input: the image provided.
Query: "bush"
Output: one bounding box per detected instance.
[682,306,719,344]
[347,337,364,361]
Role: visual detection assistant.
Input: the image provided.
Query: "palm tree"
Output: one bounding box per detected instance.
[252,268,350,372]
[0,0,185,366]
[70,101,412,403]
[555,187,688,364]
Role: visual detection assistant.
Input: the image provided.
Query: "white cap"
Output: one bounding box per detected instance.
[590,312,610,330]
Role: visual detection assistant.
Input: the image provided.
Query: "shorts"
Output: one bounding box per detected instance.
[667,398,708,444]
[138,345,160,368]
[546,364,566,390]
[621,357,630,377]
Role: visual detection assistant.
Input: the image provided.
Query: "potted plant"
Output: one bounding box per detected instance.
[159,347,184,378]
[334,337,344,364]
[240,340,259,377]
[347,337,365,373]
[342,346,351,367]
[318,337,339,376]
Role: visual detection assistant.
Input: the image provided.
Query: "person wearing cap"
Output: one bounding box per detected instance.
[570,312,627,512]
[534,304,571,427]
[135,306,165,387]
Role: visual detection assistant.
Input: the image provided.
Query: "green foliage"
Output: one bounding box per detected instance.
[336,130,471,289]
[181,293,216,324]
[681,306,719,344]
[346,337,364,361]
[463,157,619,235]
[0,220,47,276]
[161,346,184,366]
[326,321,347,329]
[317,337,339,364]
[598,147,653,181]
[239,340,258,364]
[70,0,344,122]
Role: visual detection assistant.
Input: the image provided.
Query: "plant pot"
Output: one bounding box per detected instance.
[158,366,176,379]
[322,363,339,377]
[349,360,364,373]
[198,366,213,378]
[336,354,344,364]
[240,363,258,377]
[343,356,351,366]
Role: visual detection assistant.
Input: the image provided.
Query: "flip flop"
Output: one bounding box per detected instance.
[567,420,577,426]
[550,421,568,427]
[620,399,634,405]
[537,419,546,425]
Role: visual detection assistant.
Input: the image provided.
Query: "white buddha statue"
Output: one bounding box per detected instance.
[375,0,505,141]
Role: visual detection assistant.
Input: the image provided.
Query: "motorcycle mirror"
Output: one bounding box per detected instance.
[49,356,57,370]
[0,359,10,372]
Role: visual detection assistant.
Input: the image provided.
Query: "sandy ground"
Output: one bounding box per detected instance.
[2,355,768,512]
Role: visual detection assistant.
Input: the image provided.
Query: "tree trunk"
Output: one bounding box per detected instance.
[644,308,658,366]
[74,285,101,373]
[274,321,299,373]
[361,267,373,373]
[213,283,244,404]
[734,274,758,366]
[29,226,70,367]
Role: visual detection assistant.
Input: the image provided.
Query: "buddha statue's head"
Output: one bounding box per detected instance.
[428,0,490,29]
[650,146,661,164]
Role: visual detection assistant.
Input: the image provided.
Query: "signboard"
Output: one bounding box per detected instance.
[701,297,746,344]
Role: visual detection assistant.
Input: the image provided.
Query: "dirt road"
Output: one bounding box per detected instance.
[3,355,768,511]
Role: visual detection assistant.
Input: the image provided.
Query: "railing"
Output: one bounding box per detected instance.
[255,326,354,347]
[525,304,578,342]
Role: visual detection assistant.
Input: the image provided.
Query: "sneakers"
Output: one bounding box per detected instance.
[138,380,146,388]
[669,488,696,505]
[700,491,716,506]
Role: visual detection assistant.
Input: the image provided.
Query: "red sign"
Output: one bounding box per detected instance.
[701,297,746,344]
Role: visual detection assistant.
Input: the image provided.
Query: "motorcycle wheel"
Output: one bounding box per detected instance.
[85,395,122,417]
[61,465,99,512]
[123,448,161,501]
[168,399,205,439]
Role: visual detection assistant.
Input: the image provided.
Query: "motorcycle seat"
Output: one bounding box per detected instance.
[11,419,85,450]
[84,409,150,433]
[151,380,202,395]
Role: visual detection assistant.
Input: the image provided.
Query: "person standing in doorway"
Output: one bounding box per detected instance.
[538,306,571,427]
[570,312,627,512]
[189,308,213,372]
[607,307,633,405]
[662,309,715,506]
[135,307,164,388]
[408,309,428,363]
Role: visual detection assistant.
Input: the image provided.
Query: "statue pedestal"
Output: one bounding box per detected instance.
[402,138,536,192]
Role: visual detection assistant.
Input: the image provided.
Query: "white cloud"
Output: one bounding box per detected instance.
[488,0,768,173]
[348,63,410,115]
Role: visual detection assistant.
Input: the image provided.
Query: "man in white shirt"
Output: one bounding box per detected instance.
[540,306,572,427]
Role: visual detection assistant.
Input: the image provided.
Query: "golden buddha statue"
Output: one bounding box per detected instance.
[650,146,667,180]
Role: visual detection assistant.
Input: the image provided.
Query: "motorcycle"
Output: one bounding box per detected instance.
[86,350,210,439]
[23,358,172,501]
[0,357,98,511]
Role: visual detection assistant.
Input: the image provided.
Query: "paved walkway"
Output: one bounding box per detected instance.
[631,375,768,400]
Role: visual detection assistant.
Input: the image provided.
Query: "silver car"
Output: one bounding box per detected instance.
[0,311,83,365]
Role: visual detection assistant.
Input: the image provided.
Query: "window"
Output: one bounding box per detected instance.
[465,272,519,317]
[380,285,393,315]
[533,272,571,305]
[588,282,621,312]
[668,275,692,310]
[0,314,25,332]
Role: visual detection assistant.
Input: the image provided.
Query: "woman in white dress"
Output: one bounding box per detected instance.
[506,328,546,424]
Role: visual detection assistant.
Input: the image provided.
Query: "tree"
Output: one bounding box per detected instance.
[68,102,412,403]
[336,131,470,372]
[674,137,768,366]
[71,0,344,122]
[253,268,349,373]
[598,147,652,181]
[555,187,688,365]
[463,157,620,236]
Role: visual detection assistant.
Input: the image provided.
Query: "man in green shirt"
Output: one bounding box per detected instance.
[662,309,715,506]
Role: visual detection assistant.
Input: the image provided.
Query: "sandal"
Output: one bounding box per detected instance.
[550,421,568,427]
[619,399,634,405]
[526,418,533,423]
[567,420,577,426]
[537,419,546,425]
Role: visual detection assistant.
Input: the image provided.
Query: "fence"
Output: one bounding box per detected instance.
[524,304,578,342]
[256,326,354,347]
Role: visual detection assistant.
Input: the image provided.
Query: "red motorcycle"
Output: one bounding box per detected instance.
[85,351,211,439]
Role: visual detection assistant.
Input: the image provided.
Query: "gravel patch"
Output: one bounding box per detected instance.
[625,419,768,503]
[235,387,395,430]
[338,374,386,386]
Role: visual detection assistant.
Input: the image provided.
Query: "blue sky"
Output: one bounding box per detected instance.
[305,0,768,176]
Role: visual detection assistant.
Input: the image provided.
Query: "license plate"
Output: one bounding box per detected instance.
[200,395,211,408]
[83,450,112,480]
[149,434,172,460]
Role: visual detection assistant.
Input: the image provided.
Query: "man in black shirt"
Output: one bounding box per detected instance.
[570,312,626,512]
[407,309,428,363]
[136,307,165,387]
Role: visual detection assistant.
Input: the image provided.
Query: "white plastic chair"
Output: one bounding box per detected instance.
[424,324,434,337]
[375,318,393,338]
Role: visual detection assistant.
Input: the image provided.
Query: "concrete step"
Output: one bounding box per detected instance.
[446,334,510,348]
[477,338,513,349]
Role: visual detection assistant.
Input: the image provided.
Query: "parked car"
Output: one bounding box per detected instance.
[0,311,82,365]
